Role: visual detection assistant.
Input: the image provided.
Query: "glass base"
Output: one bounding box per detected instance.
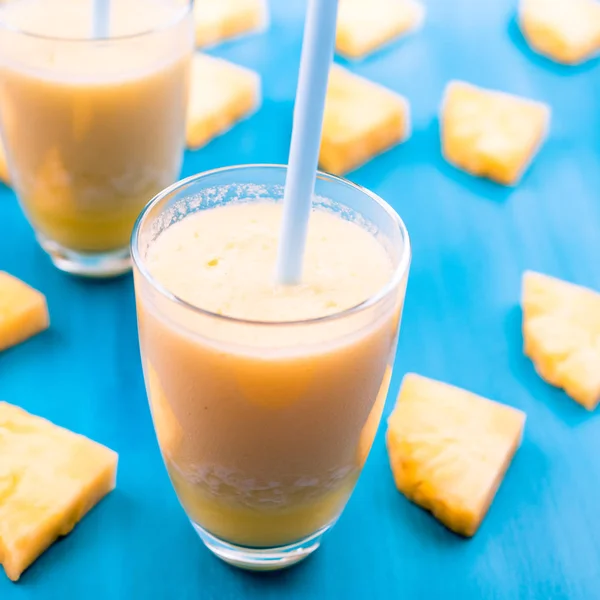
[39,237,132,278]
[192,521,330,571]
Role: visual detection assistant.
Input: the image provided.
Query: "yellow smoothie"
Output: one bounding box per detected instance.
[0,0,193,253]
[136,202,403,548]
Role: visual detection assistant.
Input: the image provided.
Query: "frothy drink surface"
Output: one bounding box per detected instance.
[0,0,192,252]
[146,202,393,321]
[1,0,180,40]
[137,202,402,547]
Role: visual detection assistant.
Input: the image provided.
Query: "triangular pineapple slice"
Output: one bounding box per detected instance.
[386,374,525,537]
[441,81,550,185]
[186,53,261,150]
[519,0,600,65]
[194,0,268,48]
[0,402,118,582]
[522,271,600,410]
[336,0,425,60]
[320,65,410,175]
[0,272,49,353]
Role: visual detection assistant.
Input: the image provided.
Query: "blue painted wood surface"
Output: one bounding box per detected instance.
[1,0,599,597]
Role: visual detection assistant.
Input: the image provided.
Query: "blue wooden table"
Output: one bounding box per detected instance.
[1,1,599,597]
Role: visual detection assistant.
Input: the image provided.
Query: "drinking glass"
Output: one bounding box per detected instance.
[132,164,411,570]
[0,0,194,277]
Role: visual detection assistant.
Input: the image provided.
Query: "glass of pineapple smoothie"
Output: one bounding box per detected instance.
[132,165,411,570]
[0,0,193,277]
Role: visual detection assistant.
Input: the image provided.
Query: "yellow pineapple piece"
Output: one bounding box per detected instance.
[519,0,600,65]
[523,269,589,320]
[357,365,392,467]
[386,374,525,537]
[320,65,410,176]
[0,402,118,581]
[522,271,600,410]
[0,272,49,353]
[194,0,268,48]
[440,81,550,185]
[0,138,10,186]
[186,53,261,150]
[336,0,425,59]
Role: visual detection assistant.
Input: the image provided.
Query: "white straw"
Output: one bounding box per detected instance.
[275,0,339,285]
[92,0,110,39]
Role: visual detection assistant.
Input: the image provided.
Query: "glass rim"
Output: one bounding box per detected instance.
[0,0,192,43]
[131,164,412,328]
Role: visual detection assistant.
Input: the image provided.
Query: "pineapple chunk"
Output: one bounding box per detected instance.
[0,138,9,185]
[357,365,392,467]
[522,271,600,410]
[336,0,425,59]
[0,402,118,581]
[386,374,525,537]
[519,0,600,65]
[440,81,550,185]
[0,272,49,353]
[321,65,410,175]
[194,0,268,48]
[186,53,261,150]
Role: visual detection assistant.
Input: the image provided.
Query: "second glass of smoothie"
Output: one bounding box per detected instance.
[0,0,194,277]
[132,165,411,570]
